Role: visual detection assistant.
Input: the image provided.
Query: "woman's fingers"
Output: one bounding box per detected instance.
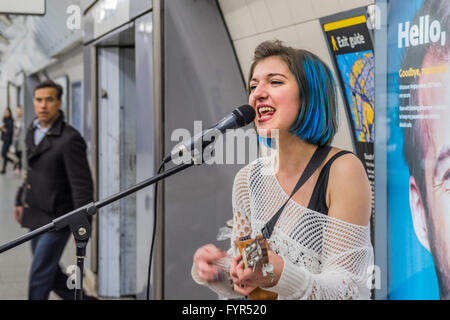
[230,257,263,291]
[229,254,242,279]
[194,245,226,266]
[195,244,225,263]
[194,244,228,282]
[233,283,257,296]
[235,260,254,281]
[197,260,227,282]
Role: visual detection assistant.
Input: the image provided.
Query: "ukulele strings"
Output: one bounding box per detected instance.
[212,256,234,283]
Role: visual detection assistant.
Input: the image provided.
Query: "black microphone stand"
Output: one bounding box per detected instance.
[0,161,194,300]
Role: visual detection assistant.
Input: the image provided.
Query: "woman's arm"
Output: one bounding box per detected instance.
[327,153,372,226]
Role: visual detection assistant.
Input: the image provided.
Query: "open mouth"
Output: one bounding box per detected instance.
[257,105,276,122]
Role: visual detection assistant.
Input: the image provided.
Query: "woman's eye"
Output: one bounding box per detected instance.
[443,170,450,191]
[271,80,283,85]
[249,85,257,91]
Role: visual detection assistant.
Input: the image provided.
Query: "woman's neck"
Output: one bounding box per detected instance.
[273,132,317,176]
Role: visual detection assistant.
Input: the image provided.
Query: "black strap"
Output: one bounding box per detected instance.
[307,150,352,213]
[261,145,331,239]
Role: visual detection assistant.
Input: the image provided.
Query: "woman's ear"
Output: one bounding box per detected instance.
[409,176,431,252]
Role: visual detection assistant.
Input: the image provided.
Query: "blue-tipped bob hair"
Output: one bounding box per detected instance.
[249,40,338,148]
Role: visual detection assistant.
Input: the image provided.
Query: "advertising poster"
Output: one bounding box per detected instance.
[321,13,375,239]
[387,0,449,299]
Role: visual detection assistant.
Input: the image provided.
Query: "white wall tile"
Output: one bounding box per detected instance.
[338,0,365,12]
[233,35,264,81]
[259,24,301,49]
[264,0,294,29]
[296,20,333,66]
[245,0,275,34]
[332,92,354,152]
[286,0,316,24]
[218,0,258,40]
[310,0,343,18]
[338,0,376,12]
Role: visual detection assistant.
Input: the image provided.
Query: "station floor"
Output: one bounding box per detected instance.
[0,168,77,300]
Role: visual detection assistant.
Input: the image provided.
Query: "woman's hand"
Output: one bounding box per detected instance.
[193,244,227,283]
[229,250,284,296]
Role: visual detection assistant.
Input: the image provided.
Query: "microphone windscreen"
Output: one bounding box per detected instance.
[233,104,256,127]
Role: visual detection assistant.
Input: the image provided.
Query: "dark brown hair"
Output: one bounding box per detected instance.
[34,80,63,100]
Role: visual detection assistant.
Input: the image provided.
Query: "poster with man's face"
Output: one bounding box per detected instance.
[387,0,450,299]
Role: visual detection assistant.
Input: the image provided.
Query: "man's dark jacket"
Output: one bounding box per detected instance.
[15,111,94,230]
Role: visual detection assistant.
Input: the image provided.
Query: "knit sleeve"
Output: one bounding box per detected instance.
[230,164,252,250]
[269,215,374,300]
[191,164,253,299]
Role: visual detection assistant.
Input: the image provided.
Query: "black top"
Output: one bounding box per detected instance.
[307,150,352,215]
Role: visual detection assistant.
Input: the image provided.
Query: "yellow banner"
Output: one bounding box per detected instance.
[323,15,366,32]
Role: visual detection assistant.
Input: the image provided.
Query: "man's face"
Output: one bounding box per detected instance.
[415,51,450,297]
[34,87,61,127]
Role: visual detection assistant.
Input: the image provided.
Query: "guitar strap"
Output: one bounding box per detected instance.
[260,145,331,239]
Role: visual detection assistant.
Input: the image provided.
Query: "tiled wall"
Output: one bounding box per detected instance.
[218,0,374,151]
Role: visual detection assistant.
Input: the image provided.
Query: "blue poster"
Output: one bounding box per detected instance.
[387,0,450,299]
[336,51,374,143]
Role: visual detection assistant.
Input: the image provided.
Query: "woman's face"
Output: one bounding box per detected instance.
[248,56,301,138]
[4,109,10,118]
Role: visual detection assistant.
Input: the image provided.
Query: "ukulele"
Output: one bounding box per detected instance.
[235,234,278,300]
[214,235,278,300]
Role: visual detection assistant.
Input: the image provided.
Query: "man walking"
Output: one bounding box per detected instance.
[14,80,95,300]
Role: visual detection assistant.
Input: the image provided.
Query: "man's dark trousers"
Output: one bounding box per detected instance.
[29,228,74,300]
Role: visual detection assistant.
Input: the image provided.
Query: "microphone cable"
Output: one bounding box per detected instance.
[146,160,166,300]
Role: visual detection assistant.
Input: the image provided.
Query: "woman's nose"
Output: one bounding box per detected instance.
[251,83,268,100]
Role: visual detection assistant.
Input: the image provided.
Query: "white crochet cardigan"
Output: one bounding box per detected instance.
[192,155,374,300]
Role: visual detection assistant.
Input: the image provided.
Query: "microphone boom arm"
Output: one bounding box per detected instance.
[0,161,195,299]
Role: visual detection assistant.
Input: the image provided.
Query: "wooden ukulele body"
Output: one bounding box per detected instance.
[235,235,278,300]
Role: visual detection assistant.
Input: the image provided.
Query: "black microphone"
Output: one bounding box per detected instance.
[163,104,256,164]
